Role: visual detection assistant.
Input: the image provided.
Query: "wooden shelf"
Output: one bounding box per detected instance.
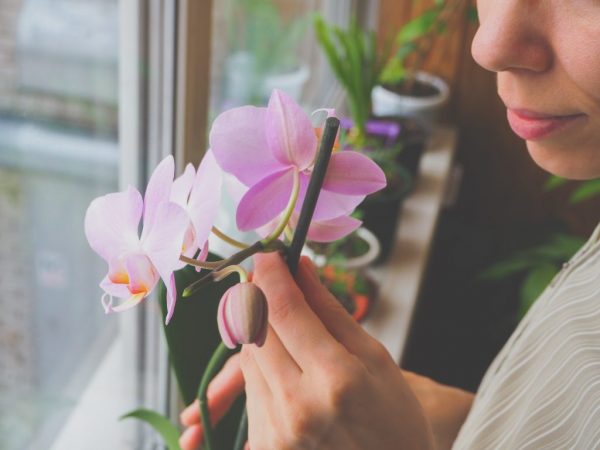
[362,125,458,364]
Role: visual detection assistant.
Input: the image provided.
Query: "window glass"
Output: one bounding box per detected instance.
[0,0,133,448]
[210,0,354,115]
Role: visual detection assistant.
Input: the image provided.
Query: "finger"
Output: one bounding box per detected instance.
[296,257,375,357]
[249,324,302,395]
[241,345,274,448]
[253,253,341,366]
[179,424,202,450]
[240,345,272,400]
[180,353,244,427]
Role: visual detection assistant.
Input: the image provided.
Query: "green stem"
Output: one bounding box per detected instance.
[213,265,248,283]
[233,407,248,450]
[260,169,300,246]
[179,255,223,270]
[182,240,288,298]
[212,226,249,250]
[198,342,233,450]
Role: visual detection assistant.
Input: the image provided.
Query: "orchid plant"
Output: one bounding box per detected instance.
[85,90,386,449]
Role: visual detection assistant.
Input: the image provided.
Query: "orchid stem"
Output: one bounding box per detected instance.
[212,226,249,249]
[182,240,287,298]
[261,169,300,247]
[198,342,233,450]
[214,265,248,283]
[179,255,222,269]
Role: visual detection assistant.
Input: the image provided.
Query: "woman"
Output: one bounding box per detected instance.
[180,1,600,448]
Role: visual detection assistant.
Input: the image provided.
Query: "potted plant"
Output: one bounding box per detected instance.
[308,226,381,270]
[224,0,311,107]
[319,264,378,322]
[372,0,475,127]
[307,226,380,321]
[315,16,416,262]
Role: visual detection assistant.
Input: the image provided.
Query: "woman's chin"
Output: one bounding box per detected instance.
[526,140,600,180]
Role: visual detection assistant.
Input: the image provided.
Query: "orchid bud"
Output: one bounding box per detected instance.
[217,282,268,349]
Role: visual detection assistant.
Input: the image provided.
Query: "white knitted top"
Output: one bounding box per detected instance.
[453,224,600,449]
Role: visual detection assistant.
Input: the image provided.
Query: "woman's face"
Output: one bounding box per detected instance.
[472,1,600,180]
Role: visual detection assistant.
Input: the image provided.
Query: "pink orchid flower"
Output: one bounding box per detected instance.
[85,154,219,324]
[257,211,362,243]
[209,89,386,236]
[170,150,222,264]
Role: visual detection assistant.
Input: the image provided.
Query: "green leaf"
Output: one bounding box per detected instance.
[157,260,244,450]
[397,10,439,44]
[120,409,182,450]
[467,5,479,24]
[570,178,600,203]
[544,175,567,191]
[480,233,584,281]
[518,263,558,319]
[479,257,540,280]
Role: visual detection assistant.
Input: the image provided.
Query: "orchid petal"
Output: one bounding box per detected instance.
[84,186,143,262]
[125,253,159,295]
[188,150,222,254]
[142,156,175,241]
[323,151,387,195]
[210,106,283,186]
[104,292,146,313]
[163,273,178,324]
[100,275,131,298]
[296,174,365,221]
[142,201,189,323]
[266,89,317,170]
[306,215,362,243]
[171,163,195,208]
[236,168,296,231]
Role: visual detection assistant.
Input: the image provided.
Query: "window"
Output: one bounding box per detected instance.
[0,1,378,448]
[0,0,145,448]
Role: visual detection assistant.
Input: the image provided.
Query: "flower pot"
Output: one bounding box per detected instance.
[372,71,450,130]
[224,53,309,107]
[309,227,381,270]
[318,264,379,322]
[260,65,310,102]
[358,165,413,264]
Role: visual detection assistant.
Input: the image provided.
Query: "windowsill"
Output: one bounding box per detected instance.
[48,335,137,450]
[362,125,458,364]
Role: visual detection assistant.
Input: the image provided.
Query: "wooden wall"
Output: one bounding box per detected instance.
[376,0,600,237]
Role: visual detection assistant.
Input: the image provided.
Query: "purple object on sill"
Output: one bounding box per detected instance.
[340,117,402,147]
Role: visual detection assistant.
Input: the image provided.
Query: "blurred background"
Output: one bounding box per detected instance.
[0,0,598,449]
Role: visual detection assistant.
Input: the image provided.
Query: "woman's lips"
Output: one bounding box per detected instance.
[506,109,585,140]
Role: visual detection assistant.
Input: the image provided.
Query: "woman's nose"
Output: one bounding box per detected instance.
[471,2,553,74]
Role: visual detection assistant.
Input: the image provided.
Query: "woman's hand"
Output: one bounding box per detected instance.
[180,253,473,450]
[237,253,435,449]
[402,372,473,450]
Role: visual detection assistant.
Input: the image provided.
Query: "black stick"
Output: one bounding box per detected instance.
[287,116,340,275]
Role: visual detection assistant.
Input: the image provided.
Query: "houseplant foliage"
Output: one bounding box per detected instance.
[314,14,390,147]
[315,16,415,262]
[379,0,473,90]
[84,89,386,449]
[481,175,600,319]
[373,0,477,123]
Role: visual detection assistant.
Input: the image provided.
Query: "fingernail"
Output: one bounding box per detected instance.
[180,400,197,426]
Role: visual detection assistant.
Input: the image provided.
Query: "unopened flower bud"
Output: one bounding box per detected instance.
[217,282,268,349]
